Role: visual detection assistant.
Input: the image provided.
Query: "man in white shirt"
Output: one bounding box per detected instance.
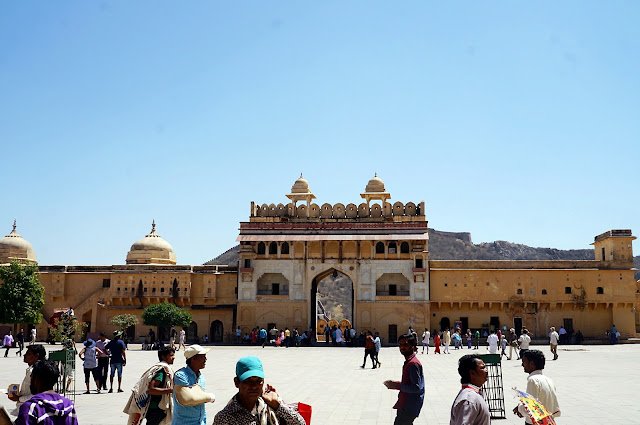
[513,349,560,424]
[548,327,559,360]
[8,344,46,414]
[518,329,531,356]
[486,329,499,354]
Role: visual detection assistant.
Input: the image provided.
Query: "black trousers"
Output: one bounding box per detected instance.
[98,357,109,388]
[145,408,166,425]
[393,409,418,425]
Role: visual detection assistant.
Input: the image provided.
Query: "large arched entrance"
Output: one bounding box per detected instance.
[310,269,354,342]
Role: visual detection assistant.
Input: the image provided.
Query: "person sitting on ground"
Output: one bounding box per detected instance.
[14,360,78,425]
[213,356,305,425]
[124,346,176,425]
[8,344,47,414]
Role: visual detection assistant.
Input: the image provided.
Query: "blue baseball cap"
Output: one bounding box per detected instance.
[236,356,265,382]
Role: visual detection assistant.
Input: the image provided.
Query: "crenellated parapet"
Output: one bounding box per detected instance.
[251,174,425,222]
[250,200,425,221]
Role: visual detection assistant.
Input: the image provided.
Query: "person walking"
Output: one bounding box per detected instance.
[124,346,175,425]
[373,332,382,367]
[518,329,531,357]
[383,333,424,425]
[487,330,499,354]
[434,332,441,354]
[178,328,186,352]
[172,345,215,425]
[500,335,508,359]
[513,350,561,423]
[507,328,519,360]
[169,328,177,350]
[549,327,559,360]
[474,329,480,349]
[361,331,377,369]
[106,331,127,393]
[421,328,430,354]
[3,330,14,357]
[96,333,110,390]
[450,354,490,425]
[443,328,451,354]
[16,329,25,356]
[29,327,36,345]
[259,327,267,348]
[78,338,104,394]
[213,356,305,425]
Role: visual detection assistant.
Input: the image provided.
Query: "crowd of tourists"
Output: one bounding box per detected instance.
[1,324,572,425]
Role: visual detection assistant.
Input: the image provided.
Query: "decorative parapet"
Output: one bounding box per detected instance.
[250,201,425,220]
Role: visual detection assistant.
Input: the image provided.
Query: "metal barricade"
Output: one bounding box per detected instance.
[48,348,75,401]
[478,354,505,419]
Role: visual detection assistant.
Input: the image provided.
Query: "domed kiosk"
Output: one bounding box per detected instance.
[126,220,176,265]
[286,174,316,207]
[361,173,391,205]
[0,220,37,264]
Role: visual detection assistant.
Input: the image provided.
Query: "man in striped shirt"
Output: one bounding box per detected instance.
[14,360,77,425]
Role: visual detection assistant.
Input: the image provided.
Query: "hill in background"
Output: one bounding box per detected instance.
[205,229,640,280]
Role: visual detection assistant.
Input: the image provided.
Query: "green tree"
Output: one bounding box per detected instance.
[48,314,87,347]
[142,302,192,329]
[0,261,44,327]
[110,314,139,333]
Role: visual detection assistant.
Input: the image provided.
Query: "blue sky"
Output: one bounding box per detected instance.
[1,2,638,265]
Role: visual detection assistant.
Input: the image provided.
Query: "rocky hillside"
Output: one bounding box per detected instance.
[427,229,594,261]
[205,229,640,280]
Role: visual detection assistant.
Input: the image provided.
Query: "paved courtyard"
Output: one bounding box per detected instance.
[1,343,638,424]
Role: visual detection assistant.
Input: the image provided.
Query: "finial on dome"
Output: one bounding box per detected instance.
[150,220,157,235]
[12,219,16,232]
[300,173,303,178]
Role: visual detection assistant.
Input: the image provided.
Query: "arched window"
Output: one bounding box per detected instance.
[596,287,604,294]
[541,289,548,295]
[516,288,523,295]
[268,242,278,255]
[375,242,385,254]
[400,242,410,254]
[257,242,266,255]
[388,242,397,254]
[281,242,290,255]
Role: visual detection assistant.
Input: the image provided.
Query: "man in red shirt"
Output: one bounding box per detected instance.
[384,334,425,424]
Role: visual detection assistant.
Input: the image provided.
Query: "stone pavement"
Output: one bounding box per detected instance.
[1,343,638,424]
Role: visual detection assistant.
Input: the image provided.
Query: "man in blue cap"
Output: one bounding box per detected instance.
[213,356,306,425]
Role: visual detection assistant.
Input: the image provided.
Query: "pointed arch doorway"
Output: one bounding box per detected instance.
[310,269,354,342]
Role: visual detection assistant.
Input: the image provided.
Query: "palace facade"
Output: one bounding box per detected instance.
[1,175,638,343]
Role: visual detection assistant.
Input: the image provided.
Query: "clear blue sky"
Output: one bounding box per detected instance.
[1,2,638,265]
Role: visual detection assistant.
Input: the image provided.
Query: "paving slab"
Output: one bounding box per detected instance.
[1,343,637,424]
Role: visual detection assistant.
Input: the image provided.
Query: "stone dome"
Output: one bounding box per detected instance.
[291,174,312,194]
[364,173,386,193]
[126,221,176,265]
[0,220,37,264]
